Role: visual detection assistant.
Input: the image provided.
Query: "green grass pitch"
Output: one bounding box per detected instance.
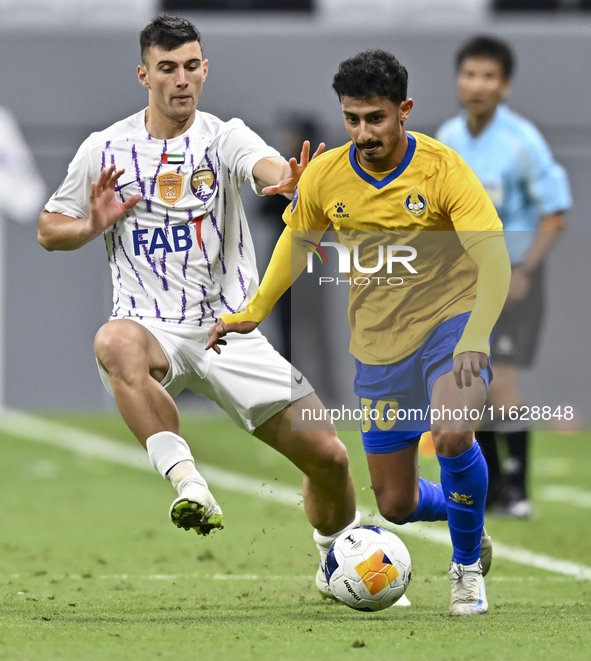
[1,412,590,660]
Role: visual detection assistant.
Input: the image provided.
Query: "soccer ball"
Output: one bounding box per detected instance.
[325,526,411,612]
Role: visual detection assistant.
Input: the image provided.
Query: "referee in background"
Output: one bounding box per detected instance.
[437,35,571,518]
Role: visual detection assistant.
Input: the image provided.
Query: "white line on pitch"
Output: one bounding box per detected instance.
[539,485,591,508]
[2,409,591,582]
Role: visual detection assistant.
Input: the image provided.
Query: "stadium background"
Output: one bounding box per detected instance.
[0,0,588,421]
[0,4,590,659]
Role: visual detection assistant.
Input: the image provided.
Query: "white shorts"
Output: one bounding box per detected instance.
[97,319,313,433]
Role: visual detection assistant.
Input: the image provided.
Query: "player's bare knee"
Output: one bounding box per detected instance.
[94,323,124,366]
[431,430,473,458]
[307,434,350,482]
[94,321,145,375]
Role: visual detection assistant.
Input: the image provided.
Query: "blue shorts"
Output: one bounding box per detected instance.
[355,313,493,454]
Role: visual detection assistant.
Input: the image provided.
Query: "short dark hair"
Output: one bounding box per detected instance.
[332,49,408,105]
[140,15,202,64]
[456,35,515,79]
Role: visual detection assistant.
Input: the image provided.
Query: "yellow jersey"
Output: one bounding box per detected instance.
[284,132,503,364]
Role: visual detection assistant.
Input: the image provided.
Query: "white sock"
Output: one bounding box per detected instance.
[146,431,208,494]
[313,511,361,559]
[168,461,209,495]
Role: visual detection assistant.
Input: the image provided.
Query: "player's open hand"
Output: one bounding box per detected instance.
[261,140,325,196]
[206,319,259,354]
[89,165,142,235]
[453,351,488,389]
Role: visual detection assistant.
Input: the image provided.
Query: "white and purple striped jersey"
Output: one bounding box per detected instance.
[45,109,280,325]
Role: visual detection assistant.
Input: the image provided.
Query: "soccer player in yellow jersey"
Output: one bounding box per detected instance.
[207,50,511,616]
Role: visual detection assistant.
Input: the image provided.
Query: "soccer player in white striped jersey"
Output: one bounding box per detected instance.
[38,15,358,592]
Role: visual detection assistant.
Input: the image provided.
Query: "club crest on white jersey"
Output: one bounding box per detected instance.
[45,109,281,325]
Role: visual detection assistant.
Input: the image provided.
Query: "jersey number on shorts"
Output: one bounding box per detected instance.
[360,398,399,432]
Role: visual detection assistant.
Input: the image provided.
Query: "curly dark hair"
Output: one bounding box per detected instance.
[332,50,408,105]
[140,15,202,64]
[456,35,514,80]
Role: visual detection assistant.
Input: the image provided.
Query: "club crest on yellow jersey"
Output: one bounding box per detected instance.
[157,171,184,206]
[404,189,427,216]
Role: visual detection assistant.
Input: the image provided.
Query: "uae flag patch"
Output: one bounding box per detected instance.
[162,153,185,164]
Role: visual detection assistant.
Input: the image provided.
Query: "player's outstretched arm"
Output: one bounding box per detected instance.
[453,233,511,388]
[253,140,325,198]
[38,165,141,251]
[206,226,314,353]
[206,319,259,355]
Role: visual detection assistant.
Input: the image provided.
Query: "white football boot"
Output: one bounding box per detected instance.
[314,513,361,600]
[448,560,488,616]
[315,554,337,600]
